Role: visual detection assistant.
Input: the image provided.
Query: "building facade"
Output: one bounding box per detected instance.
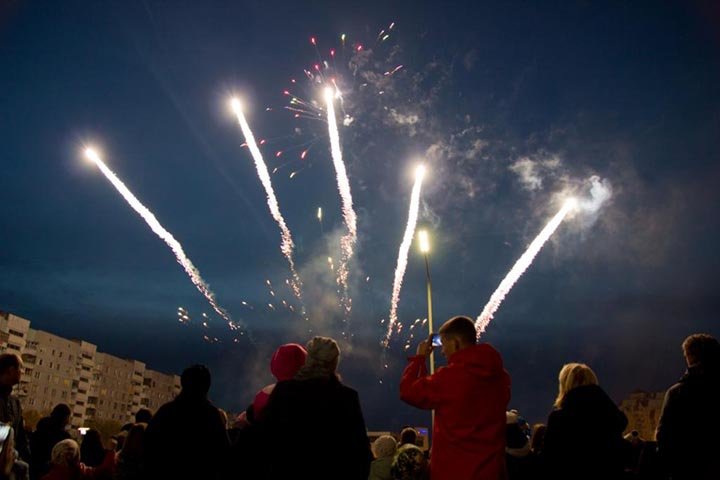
[619,390,666,441]
[0,310,180,427]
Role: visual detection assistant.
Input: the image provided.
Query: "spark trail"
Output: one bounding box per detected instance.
[84,148,236,329]
[231,99,304,304]
[324,87,357,317]
[385,165,426,345]
[475,198,578,338]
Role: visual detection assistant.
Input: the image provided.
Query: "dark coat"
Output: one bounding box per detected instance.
[0,387,30,463]
[541,384,628,480]
[143,392,229,480]
[30,417,71,480]
[656,364,720,480]
[259,376,372,480]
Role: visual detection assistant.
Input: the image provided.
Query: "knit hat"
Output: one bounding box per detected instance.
[372,435,398,459]
[270,343,308,381]
[295,336,340,380]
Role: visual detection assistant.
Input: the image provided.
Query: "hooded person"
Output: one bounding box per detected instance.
[369,435,398,480]
[259,336,372,480]
[400,316,511,480]
[252,343,307,419]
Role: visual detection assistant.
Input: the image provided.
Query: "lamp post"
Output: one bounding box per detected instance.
[418,229,434,374]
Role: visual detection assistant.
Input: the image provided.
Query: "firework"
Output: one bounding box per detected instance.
[84,148,236,329]
[230,98,304,303]
[324,87,358,316]
[385,165,426,345]
[475,198,578,337]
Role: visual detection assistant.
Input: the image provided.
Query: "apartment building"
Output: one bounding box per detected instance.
[0,310,180,427]
[618,390,666,441]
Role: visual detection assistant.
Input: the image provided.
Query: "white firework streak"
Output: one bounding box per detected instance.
[84,148,236,329]
[475,198,578,338]
[231,100,303,303]
[324,88,357,316]
[385,165,426,345]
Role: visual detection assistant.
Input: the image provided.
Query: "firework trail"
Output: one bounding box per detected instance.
[84,148,236,328]
[231,99,304,304]
[385,165,426,345]
[324,87,358,316]
[475,198,578,338]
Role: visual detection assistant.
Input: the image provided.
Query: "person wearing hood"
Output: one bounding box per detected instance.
[541,363,628,480]
[399,316,511,480]
[143,364,229,480]
[369,435,397,480]
[259,336,372,480]
[251,343,307,420]
[656,333,720,480]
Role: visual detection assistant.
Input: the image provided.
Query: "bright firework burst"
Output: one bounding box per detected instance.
[230,98,305,306]
[475,198,579,338]
[324,86,358,318]
[385,164,426,346]
[83,148,239,331]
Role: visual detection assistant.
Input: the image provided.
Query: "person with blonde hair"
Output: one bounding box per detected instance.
[541,362,627,480]
[41,439,114,480]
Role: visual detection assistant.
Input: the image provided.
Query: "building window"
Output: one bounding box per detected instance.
[8,329,24,338]
[7,344,20,351]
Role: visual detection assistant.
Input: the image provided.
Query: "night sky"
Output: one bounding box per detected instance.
[2,0,719,430]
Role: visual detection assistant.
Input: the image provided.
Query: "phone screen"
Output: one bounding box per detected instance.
[431,333,442,347]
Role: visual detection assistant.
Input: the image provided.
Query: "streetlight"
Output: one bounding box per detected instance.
[418,229,434,374]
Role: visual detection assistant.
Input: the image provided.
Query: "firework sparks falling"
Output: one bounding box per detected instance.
[324,87,358,317]
[475,198,579,337]
[385,164,426,346]
[84,148,236,329]
[230,98,304,304]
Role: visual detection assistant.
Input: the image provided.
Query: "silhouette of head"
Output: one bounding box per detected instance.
[181,364,211,397]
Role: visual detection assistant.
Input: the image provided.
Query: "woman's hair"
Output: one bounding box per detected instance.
[0,425,15,476]
[80,429,106,467]
[120,423,146,459]
[554,363,598,407]
[51,439,80,468]
[372,435,397,459]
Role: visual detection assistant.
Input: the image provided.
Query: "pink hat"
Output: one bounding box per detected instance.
[270,343,308,381]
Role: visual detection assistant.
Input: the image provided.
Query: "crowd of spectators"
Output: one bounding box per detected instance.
[0,316,717,480]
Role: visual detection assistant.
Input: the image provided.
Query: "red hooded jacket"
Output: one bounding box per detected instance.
[253,343,307,417]
[400,343,511,480]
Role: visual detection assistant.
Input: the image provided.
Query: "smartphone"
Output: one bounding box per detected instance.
[431,333,442,347]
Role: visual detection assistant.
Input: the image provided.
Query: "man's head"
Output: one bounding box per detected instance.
[399,427,418,446]
[438,316,477,359]
[0,354,22,387]
[181,365,212,397]
[134,408,152,424]
[682,333,720,368]
[50,403,72,427]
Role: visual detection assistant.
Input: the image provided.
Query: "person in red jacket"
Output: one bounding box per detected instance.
[400,315,511,480]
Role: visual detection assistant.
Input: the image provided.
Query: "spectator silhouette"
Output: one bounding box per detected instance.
[260,336,372,480]
[400,316,510,480]
[133,409,152,425]
[541,363,627,480]
[0,354,30,464]
[30,404,72,480]
[656,333,720,480]
[399,427,418,448]
[252,343,306,420]
[79,430,105,468]
[391,444,429,480]
[505,410,532,480]
[144,364,229,480]
[369,435,397,480]
[0,424,29,480]
[114,423,146,480]
[41,439,113,480]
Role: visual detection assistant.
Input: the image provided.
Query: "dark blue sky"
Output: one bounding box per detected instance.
[1,0,719,429]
